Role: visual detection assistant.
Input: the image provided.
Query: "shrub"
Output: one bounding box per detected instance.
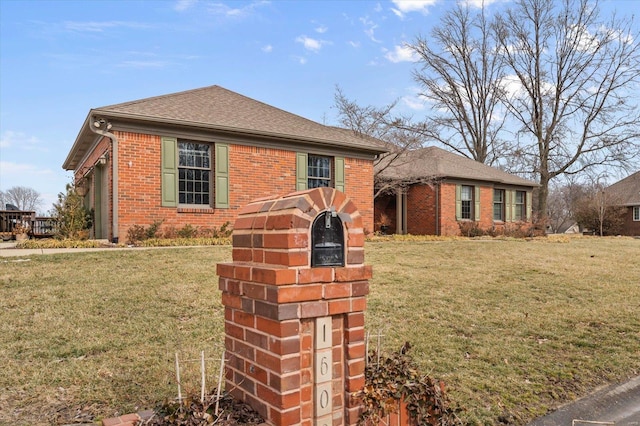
[51,183,93,240]
[356,344,462,426]
[458,221,485,237]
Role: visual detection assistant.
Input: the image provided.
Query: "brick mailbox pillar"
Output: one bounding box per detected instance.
[217,187,371,426]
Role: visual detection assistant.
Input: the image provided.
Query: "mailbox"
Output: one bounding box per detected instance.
[311,209,345,267]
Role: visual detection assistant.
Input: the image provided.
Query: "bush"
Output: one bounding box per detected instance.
[126,222,232,246]
[356,344,462,426]
[51,183,93,240]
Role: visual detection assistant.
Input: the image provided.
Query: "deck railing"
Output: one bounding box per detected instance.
[0,210,57,239]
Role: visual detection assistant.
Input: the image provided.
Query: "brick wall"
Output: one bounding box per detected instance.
[218,188,370,426]
[78,131,375,241]
[406,185,436,235]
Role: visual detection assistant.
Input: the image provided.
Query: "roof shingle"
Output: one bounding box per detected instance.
[605,171,640,205]
[377,146,537,187]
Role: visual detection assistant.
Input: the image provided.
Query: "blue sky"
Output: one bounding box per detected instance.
[0,0,636,213]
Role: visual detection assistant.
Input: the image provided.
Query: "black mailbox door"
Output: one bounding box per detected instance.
[311,211,345,267]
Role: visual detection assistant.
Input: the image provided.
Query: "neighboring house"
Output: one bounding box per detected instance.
[62,85,386,243]
[604,171,640,236]
[374,146,538,236]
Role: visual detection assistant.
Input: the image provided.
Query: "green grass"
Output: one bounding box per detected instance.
[1,237,639,425]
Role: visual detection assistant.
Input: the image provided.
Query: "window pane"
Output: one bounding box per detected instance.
[178,140,212,206]
[308,155,332,188]
[461,186,473,201]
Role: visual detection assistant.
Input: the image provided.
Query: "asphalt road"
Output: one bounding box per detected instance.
[528,376,640,426]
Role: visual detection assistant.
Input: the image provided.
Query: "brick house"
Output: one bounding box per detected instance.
[374,146,538,236]
[604,171,640,236]
[62,85,386,243]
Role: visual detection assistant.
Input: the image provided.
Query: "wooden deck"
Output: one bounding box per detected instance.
[0,210,56,240]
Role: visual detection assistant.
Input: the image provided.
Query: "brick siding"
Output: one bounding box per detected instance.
[75,132,374,241]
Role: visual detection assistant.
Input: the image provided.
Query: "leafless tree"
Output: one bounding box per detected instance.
[1,186,42,211]
[333,87,427,199]
[494,0,640,219]
[572,179,626,236]
[409,3,509,166]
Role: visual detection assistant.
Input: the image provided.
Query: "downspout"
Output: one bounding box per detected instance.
[88,117,119,244]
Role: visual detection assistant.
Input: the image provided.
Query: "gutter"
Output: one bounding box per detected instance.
[88,117,119,244]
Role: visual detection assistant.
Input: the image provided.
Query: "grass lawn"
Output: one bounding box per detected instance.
[1,237,639,425]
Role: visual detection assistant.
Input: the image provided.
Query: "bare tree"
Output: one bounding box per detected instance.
[572,180,626,236]
[333,87,427,198]
[409,3,509,165]
[494,0,640,219]
[2,186,42,211]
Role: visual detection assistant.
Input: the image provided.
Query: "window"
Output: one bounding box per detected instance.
[308,155,332,189]
[461,185,473,220]
[178,141,211,205]
[634,206,640,221]
[514,190,526,221]
[493,189,505,221]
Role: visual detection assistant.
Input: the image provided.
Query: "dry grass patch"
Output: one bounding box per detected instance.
[1,237,638,425]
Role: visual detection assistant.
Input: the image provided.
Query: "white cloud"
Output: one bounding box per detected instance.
[174,0,197,12]
[402,95,426,110]
[295,35,327,52]
[207,1,270,19]
[360,16,380,43]
[63,21,152,33]
[292,55,307,65]
[315,25,328,34]
[262,44,273,53]
[384,44,419,63]
[0,131,41,150]
[348,40,361,48]
[390,0,438,18]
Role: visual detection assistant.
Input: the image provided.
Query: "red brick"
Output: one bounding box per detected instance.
[232,248,253,262]
[351,281,369,297]
[221,293,242,309]
[252,266,297,285]
[346,326,365,343]
[276,284,323,303]
[346,231,365,247]
[328,299,351,315]
[351,296,366,312]
[298,267,333,284]
[256,317,300,337]
[216,263,235,279]
[243,282,267,300]
[269,406,301,425]
[234,310,255,328]
[347,359,365,377]
[335,265,372,282]
[323,282,351,299]
[263,232,309,249]
[300,301,328,318]
[345,312,365,328]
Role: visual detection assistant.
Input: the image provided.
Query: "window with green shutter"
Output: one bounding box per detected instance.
[161,138,229,209]
[296,152,345,192]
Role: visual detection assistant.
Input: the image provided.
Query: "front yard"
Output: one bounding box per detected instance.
[1,237,638,425]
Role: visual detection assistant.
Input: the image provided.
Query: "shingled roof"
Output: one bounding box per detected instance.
[605,171,640,206]
[63,85,386,170]
[378,146,537,187]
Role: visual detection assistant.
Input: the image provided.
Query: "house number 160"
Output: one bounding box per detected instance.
[314,317,333,425]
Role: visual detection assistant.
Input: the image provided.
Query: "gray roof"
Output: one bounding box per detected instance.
[378,146,537,187]
[63,85,386,170]
[605,171,640,206]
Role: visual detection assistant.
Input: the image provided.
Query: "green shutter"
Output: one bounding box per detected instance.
[526,191,533,221]
[215,143,229,209]
[334,156,345,192]
[474,186,481,221]
[455,184,462,220]
[505,190,512,222]
[161,137,178,207]
[296,152,308,191]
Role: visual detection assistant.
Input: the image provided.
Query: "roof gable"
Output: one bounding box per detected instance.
[378,146,537,187]
[605,171,640,205]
